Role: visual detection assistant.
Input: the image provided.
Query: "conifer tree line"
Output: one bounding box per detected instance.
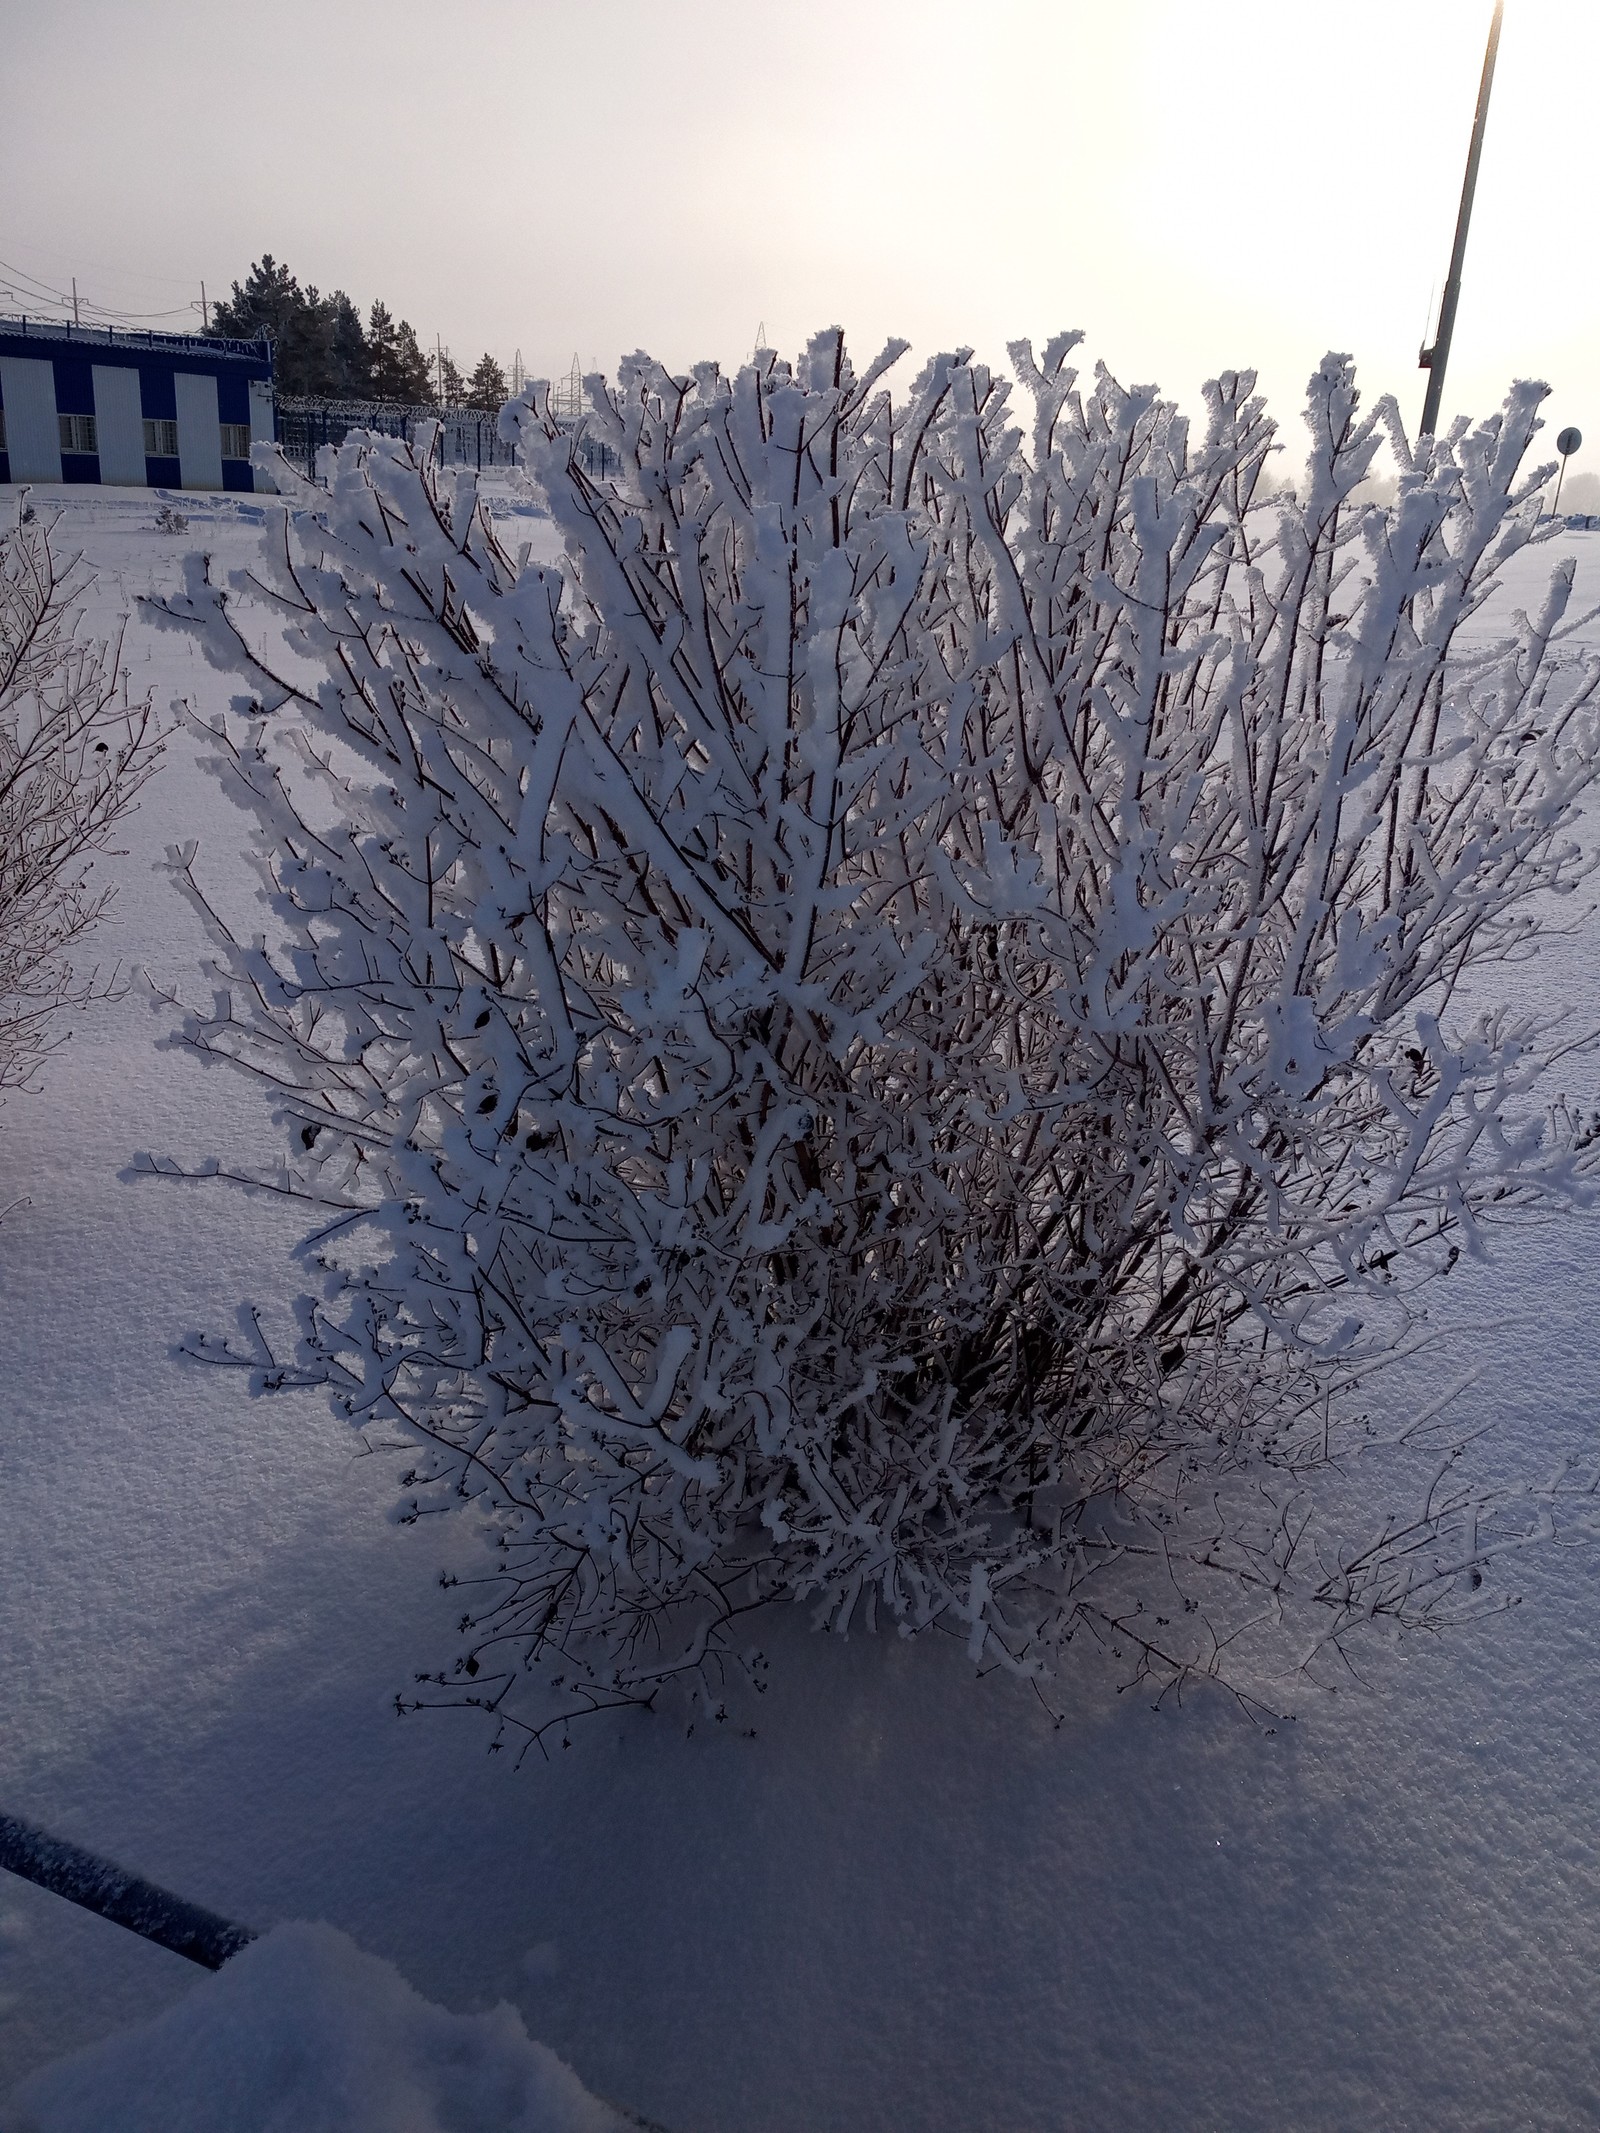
[210,256,510,410]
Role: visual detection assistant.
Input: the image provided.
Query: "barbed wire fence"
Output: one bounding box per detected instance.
[273,394,619,483]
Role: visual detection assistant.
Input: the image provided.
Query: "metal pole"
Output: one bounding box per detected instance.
[1419,0,1505,437]
[0,1811,257,1971]
[1552,428,1582,516]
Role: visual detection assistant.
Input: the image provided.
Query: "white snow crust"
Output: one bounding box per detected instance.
[3,1921,626,2133]
[4,482,1600,2131]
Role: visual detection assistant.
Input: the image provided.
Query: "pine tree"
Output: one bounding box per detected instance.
[211,256,317,390]
[393,319,435,404]
[437,348,467,405]
[325,292,370,399]
[465,352,508,413]
[212,259,424,402]
[365,301,402,399]
[209,255,299,345]
[366,304,433,403]
[211,260,367,398]
[296,284,337,397]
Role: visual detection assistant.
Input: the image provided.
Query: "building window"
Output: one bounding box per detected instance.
[143,418,179,457]
[219,422,251,460]
[59,412,98,454]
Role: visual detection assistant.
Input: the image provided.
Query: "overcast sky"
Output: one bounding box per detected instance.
[3,0,1595,467]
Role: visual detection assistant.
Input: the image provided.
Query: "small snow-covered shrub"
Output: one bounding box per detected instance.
[150,334,1600,1740]
[0,513,159,1103]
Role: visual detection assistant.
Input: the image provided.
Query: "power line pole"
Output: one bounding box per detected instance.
[1418,0,1505,438]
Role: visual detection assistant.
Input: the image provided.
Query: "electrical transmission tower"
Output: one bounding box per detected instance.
[549,353,583,423]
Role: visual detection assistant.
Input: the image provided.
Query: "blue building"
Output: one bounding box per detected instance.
[0,317,274,491]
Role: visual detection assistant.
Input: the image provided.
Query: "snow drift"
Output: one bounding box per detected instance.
[4,1921,631,2133]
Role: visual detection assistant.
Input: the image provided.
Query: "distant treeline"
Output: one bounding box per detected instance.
[211,257,509,410]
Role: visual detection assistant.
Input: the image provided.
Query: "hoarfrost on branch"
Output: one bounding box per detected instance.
[0,511,160,1110]
[146,329,1600,1740]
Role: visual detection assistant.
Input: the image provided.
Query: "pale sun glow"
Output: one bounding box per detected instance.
[2,0,1593,461]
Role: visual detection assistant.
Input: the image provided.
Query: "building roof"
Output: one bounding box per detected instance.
[0,315,273,374]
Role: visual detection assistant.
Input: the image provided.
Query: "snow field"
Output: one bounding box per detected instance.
[2,485,1600,2129]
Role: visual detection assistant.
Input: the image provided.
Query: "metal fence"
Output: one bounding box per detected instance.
[274,398,512,476]
[273,397,620,483]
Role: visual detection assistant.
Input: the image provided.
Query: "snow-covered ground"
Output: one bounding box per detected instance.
[4,482,1600,2131]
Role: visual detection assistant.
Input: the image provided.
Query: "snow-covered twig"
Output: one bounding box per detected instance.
[145,333,1600,1725]
[0,509,162,1105]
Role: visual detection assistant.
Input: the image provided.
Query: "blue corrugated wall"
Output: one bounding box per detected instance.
[0,322,272,491]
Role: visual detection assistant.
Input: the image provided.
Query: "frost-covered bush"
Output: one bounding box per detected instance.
[149,332,1600,1740]
[0,513,159,1104]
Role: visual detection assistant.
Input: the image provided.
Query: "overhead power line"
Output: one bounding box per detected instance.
[0,253,207,326]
